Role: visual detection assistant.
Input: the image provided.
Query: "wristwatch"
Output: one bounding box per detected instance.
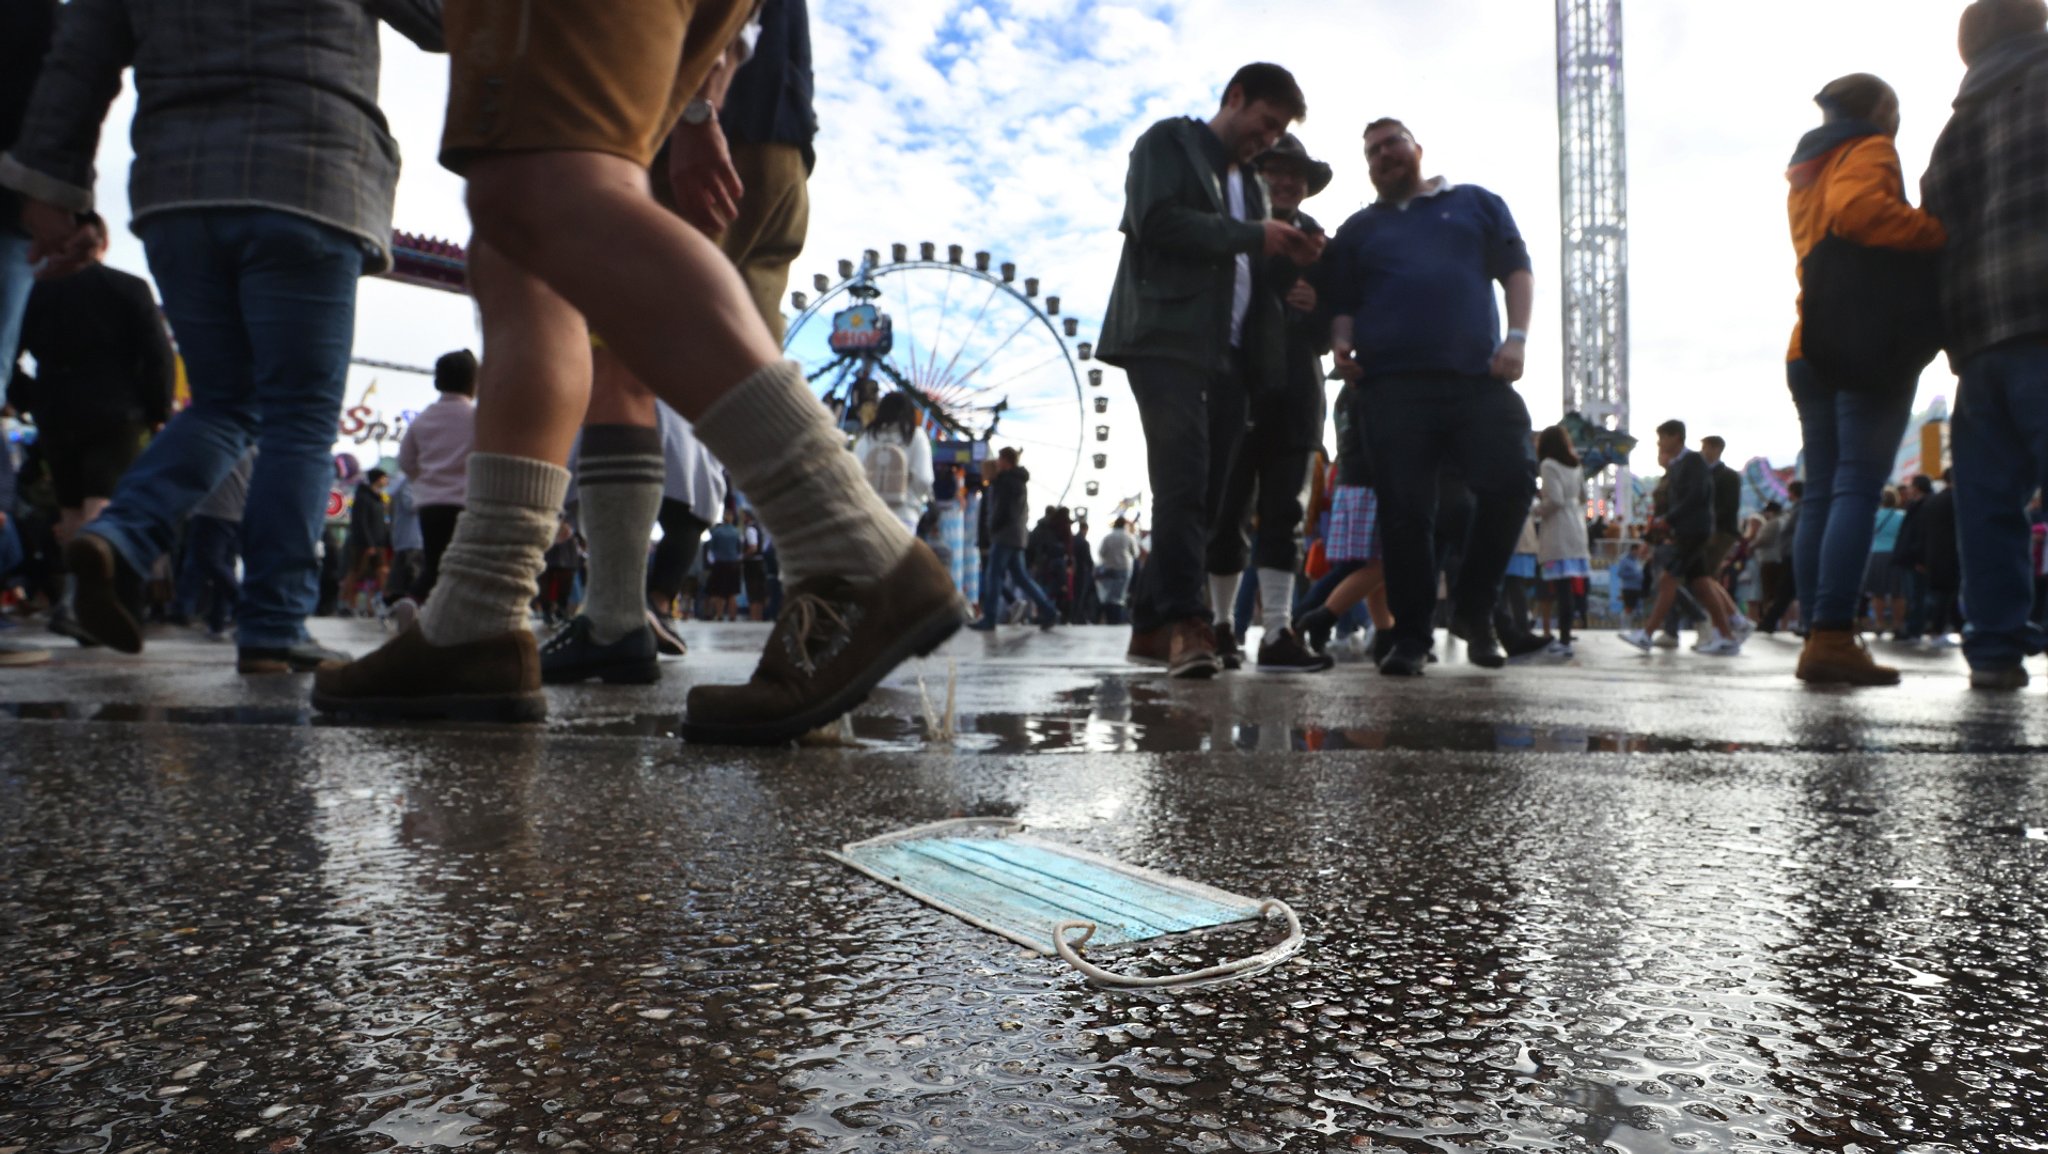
[680,98,716,126]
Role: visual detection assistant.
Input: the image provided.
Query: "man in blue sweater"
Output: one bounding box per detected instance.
[1323,118,1538,676]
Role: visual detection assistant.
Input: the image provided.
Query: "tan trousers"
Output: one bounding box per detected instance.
[716,143,810,343]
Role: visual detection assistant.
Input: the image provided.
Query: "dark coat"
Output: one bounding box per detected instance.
[9,263,176,430]
[1255,207,1330,452]
[350,482,390,551]
[1663,451,1713,538]
[987,468,1030,549]
[1098,117,1286,388]
[1710,461,1743,536]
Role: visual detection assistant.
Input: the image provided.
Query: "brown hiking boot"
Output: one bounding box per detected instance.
[682,543,965,746]
[1796,627,1900,687]
[310,625,545,721]
[1168,618,1221,680]
[1126,623,1173,667]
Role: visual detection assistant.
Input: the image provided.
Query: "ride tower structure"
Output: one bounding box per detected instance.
[1556,0,1632,516]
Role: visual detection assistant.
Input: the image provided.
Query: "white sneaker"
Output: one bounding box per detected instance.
[1692,627,1721,652]
[1927,634,1961,650]
[1619,629,1653,652]
[1729,616,1757,644]
[1544,639,1575,659]
[388,597,419,634]
[1653,632,1681,649]
[1699,636,1744,657]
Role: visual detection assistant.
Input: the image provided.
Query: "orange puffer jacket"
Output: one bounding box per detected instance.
[1786,134,1947,362]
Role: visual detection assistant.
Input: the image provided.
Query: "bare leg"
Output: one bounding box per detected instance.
[587,348,660,427]
[469,241,595,466]
[1641,575,1683,634]
[1323,564,1385,618]
[1689,578,1735,637]
[465,154,781,422]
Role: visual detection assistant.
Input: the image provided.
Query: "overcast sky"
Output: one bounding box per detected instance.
[70,0,1977,506]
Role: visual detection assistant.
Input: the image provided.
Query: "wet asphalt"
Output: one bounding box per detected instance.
[2,618,2046,1153]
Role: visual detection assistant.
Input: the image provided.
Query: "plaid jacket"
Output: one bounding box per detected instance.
[0,0,442,274]
[1921,33,2048,364]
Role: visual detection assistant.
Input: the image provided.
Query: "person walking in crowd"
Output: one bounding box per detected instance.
[1096,517,1137,627]
[168,447,255,640]
[1623,421,1743,655]
[1292,383,1394,660]
[1069,517,1098,624]
[971,448,1059,631]
[702,510,745,622]
[6,212,175,644]
[1613,542,1649,628]
[852,391,933,534]
[1865,490,1909,636]
[1697,435,1748,646]
[315,0,961,743]
[1919,468,1964,646]
[1891,474,1935,640]
[395,349,478,608]
[1535,426,1591,657]
[1202,132,1337,673]
[1322,117,1538,676]
[1751,500,1789,625]
[538,0,813,684]
[1098,63,1320,679]
[1760,481,1805,633]
[1,0,445,674]
[1923,0,2048,690]
[342,468,393,616]
[1784,72,1948,685]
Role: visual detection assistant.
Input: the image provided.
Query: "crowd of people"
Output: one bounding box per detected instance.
[1,0,2046,721]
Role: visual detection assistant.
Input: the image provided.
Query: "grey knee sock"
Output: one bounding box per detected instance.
[420,453,571,647]
[1258,568,1294,637]
[577,425,664,644]
[692,360,913,586]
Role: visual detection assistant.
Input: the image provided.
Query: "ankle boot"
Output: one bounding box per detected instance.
[1796,627,1900,686]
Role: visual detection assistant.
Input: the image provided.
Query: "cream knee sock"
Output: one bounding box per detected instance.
[420,453,570,647]
[576,425,665,644]
[692,360,913,586]
[1258,568,1294,637]
[1209,572,1242,625]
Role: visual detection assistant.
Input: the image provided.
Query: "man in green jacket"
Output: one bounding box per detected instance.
[1098,62,1319,679]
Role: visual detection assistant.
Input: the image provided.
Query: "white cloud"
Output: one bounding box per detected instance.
[68,0,1978,494]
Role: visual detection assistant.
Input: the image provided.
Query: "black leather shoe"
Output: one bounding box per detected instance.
[1450,614,1507,669]
[1257,627,1335,672]
[1213,619,1244,671]
[1294,607,1337,654]
[541,616,661,685]
[1379,645,1428,677]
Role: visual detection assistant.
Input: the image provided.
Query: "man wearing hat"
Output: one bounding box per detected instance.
[1205,132,1337,672]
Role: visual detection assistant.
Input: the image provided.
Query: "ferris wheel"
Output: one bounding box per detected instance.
[784,243,1111,508]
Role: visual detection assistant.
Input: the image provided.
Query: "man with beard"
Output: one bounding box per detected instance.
[1205,132,1335,673]
[1099,63,1321,679]
[1323,118,1537,676]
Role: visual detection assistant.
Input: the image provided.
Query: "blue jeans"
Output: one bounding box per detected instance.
[1951,339,2048,668]
[1786,359,1914,630]
[1095,569,1130,625]
[980,543,1058,624]
[85,209,364,649]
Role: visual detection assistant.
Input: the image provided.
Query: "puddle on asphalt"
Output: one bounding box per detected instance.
[6,682,2044,758]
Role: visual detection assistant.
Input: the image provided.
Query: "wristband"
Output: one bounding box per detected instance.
[1505,328,1528,343]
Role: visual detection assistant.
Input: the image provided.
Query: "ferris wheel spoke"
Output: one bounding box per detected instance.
[928,282,1004,392]
[920,271,959,387]
[945,311,1041,392]
[959,350,1070,401]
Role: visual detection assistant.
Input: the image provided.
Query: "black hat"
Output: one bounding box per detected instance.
[1257,133,1333,197]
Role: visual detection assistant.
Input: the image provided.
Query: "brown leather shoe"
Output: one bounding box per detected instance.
[1795,627,1900,687]
[310,625,544,721]
[1126,623,1172,667]
[1168,618,1221,680]
[65,533,144,654]
[682,543,966,746]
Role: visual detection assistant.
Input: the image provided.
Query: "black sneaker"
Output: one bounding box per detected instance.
[645,609,687,657]
[1379,645,1429,677]
[238,642,352,675]
[541,616,661,685]
[1257,627,1335,672]
[1371,629,1397,666]
[65,534,145,654]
